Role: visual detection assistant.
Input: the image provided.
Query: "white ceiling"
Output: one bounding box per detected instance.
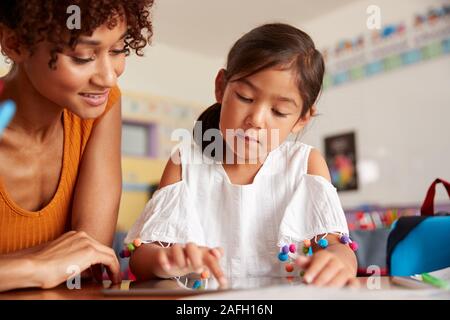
[151,0,362,58]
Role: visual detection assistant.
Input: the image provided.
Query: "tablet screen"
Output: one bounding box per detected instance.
[102,276,305,296]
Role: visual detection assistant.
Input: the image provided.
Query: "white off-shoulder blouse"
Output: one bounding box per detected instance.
[125,140,349,278]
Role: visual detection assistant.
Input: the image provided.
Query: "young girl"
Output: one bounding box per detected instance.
[126,23,358,288]
[0,1,153,292]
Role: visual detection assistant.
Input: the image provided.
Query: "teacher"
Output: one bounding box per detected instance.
[0,0,154,291]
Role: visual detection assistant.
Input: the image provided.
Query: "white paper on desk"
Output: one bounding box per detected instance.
[183,284,450,300]
[428,267,450,282]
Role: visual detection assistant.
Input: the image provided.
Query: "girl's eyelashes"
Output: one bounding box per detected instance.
[272,109,289,118]
[235,92,290,117]
[236,92,253,103]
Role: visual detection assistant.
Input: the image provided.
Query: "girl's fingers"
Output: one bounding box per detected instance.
[203,252,227,288]
[170,244,187,269]
[327,269,351,288]
[294,255,312,269]
[312,260,343,286]
[156,248,171,272]
[185,243,203,273]
[347,277,361,289]
[302,253,332,284]
[210,247,224,259]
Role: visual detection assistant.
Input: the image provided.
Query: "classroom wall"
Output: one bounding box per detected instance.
[297,0,450,208]
[118,42,222,106]
[1,0,448,212]
[122,0,450,209]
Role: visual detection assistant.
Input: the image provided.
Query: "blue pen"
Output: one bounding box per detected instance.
[0,100,16,136]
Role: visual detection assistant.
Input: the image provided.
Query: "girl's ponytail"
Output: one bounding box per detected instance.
[193,102,221,151]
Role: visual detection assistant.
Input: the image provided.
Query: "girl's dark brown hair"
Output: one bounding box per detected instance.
[195,23,325,151]
[0,0,154,69]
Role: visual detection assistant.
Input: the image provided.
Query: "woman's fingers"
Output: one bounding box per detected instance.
[90,265,103,283]
[88,250,121,284]
[73,232,122,284]
[32,230,122,288]
[62,232,121,284]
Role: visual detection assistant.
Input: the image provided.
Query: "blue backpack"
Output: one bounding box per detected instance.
[387,178,450,276]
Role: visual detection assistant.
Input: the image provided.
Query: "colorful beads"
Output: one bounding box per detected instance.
[285,264,294,273]
[340,235,350,244]
[318,238,329,249]
[278,234,357,272]
[200,270,210,279]
[289,244,296,253]
[120,238,142,259]
[299,270,305,277]
[278,252,289,261]
[349,241,359,251]
[133,238,142,247]
[278,243,299,273]
[192,280,202,289]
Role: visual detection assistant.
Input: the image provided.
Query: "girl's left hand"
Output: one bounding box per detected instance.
[295,250,360,288]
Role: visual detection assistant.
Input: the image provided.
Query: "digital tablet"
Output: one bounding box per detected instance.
[102,276,305,296]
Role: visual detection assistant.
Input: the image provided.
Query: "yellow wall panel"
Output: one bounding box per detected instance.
[117,191,150,232]
[122,156,166,184]
[118,157,167,232]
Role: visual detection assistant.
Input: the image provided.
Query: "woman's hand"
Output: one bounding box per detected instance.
[30,231,121,289]
[150,242,227,288]
[295,250,359,288]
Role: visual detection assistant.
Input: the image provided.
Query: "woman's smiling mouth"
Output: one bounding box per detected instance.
[78,90,110,107]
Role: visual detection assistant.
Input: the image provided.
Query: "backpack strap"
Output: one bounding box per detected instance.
[420,178,450,216]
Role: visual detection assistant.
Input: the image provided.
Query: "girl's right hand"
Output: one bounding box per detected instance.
[153,242,227,288]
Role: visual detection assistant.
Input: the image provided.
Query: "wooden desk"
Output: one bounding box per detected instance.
[0,277,421,300]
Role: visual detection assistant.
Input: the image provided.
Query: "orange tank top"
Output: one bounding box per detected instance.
[0,86,121,254]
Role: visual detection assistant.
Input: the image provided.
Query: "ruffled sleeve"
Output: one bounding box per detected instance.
[124,181,206,246]
[278,174,349,245]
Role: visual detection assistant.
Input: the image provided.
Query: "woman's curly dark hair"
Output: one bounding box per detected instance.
[0,0,154,69]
